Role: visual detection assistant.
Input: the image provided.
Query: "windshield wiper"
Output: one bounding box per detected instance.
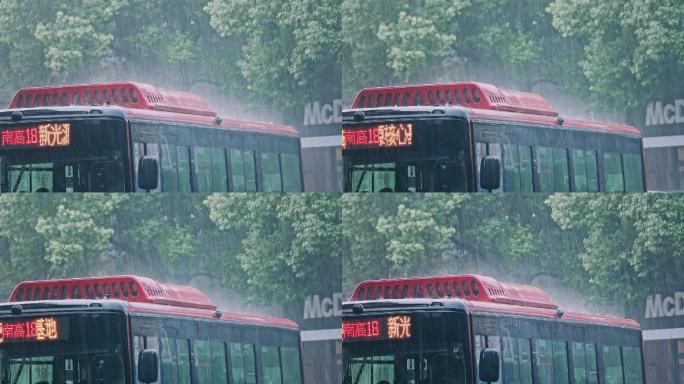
[354,166,369,192]
[12,360,26,384]
[353,358,367,384]
[11,166,26,193]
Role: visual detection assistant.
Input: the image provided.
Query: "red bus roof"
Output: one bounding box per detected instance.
[9,275,299,331]
[7,82,299,137]
[350,274,640,330]
[350,82,641,137]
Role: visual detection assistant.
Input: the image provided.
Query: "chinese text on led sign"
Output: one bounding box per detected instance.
[342,319,381,340]
[387,316,411,339]
[1,123,71,148]
[342,316,412,341]
[0,317,61,343]
[342,123,413,150]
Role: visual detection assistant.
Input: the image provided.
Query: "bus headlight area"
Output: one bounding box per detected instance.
[0,275,306,384]
[343,274,646,384]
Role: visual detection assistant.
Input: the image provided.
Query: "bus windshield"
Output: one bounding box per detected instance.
[343,312,469,384]
[343,118,471,192]
[0,313,127,384]
[0,118,128,192]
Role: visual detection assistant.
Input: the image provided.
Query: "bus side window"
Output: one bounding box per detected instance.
[177,146,192,192]
[534,340,553,384]
[602,152,625,192]
[281,153,302,192]
[503,144,533,192]
[280,347,303,384]
[161,143,180,192]
[503,337,533,384]
[476,335,501,384]
[194,147,214,193]
[572,343,599,384]
[601,345,624,384]
[261,345,283,384]
[572,150,599,192]
[161,338,191,384]
[230,149,258,192]
[261,152,283,192]
[533,339,569,384]
[230,343,257,384]
[211,148,228,192]
[537,146,570,192]
[621,346,644,384]
[195,340,227,384]
[553,341,569,384]
[622,154,644,192]
[211,341,228,384]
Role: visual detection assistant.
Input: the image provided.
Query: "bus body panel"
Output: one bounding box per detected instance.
[342,107,646,193]
[342,299,646,384]
[0,105,303,193]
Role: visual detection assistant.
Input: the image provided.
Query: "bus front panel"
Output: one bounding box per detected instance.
[0,118,129,192]
[0,312,130,384]
[343,311,471,384]
[343,118,472,193]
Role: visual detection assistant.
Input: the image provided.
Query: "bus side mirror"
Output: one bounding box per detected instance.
[480,156,501,191]
[138,156,159,191]
[478,349,500,383]
[138,349,159,384]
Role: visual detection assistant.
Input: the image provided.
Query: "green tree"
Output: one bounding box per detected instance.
[341,0,587,101]
[0,0,339,115]
[205,0,341,111]
[548,0,684,107]
[342,194,467,289]
[547,194,684,302]
[205,194,341,304]
[341,194,588,298]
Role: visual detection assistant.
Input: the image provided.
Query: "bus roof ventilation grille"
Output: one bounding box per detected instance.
[350,274,558,310]
[351,82,559,117]
[9,82,217,117]
[9,275,217,311]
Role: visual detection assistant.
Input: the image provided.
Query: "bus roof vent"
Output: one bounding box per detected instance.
[9,82,217,117]
[351,274,558,310]
[9,275,217,311]
[351,82,559,117]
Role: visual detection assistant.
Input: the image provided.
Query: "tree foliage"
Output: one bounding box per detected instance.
[342,194,682,306]
[342,0,681,109]
[205,194,341,304]
[341,0,587,101]
[0,194,340,308]
[548,0,684,107]
[205,0,341,109]
[547,194,684,302]
[0,0,339,117]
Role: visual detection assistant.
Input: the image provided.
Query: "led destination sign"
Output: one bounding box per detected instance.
[1,123,71,149]
[0,317,65,343]
[342,123,413,150]
[342,316,412,341]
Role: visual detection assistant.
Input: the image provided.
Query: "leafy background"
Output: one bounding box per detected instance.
[1,193,681,318]
[342,0,684,112]
[0,0,341,122]
[0,194,341,317]
[342,194,684,312]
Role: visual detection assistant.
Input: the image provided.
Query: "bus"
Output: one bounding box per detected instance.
[342,82,645,193]
[343,274,645,384]
[0,82,303,192]
[1,275,304,384]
